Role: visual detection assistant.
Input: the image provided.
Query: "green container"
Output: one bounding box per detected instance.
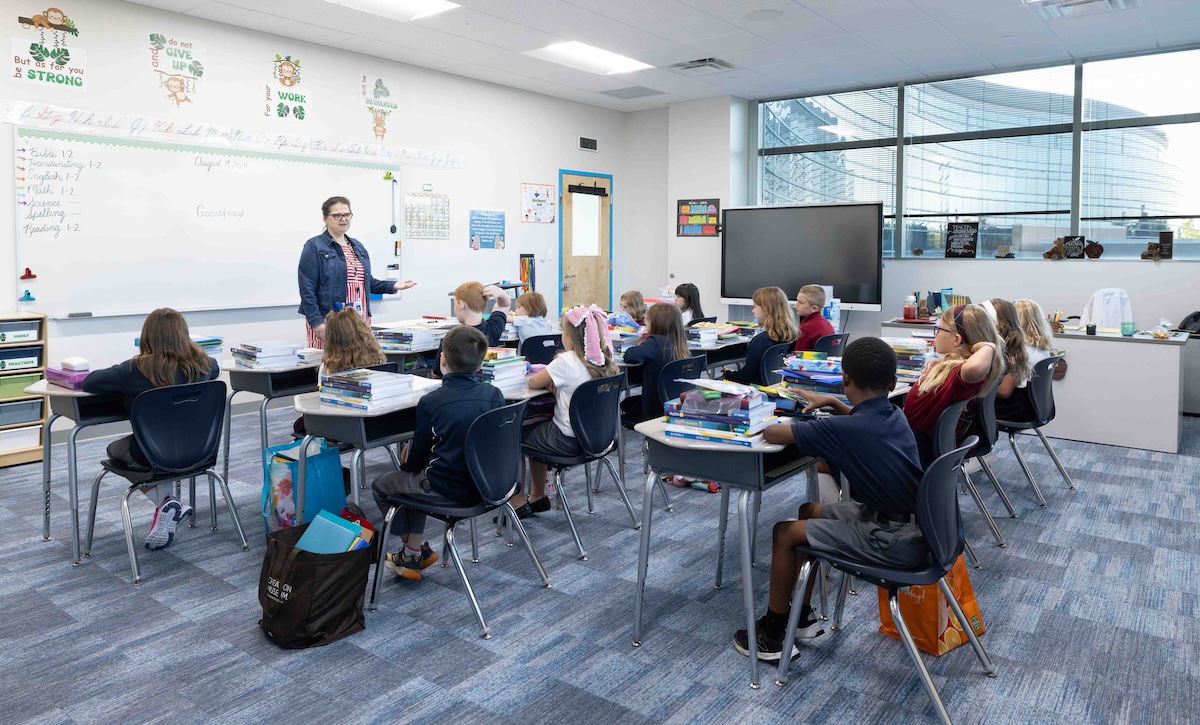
[0,372,42,400]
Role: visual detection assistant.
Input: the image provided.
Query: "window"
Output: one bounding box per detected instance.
[905,66,1074,136]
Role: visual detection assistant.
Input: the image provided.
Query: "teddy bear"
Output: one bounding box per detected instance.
[1043,237,1067,260]
[1140,242,1161,261]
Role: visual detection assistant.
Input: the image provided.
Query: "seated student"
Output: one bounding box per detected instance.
[723,286,797,386]
[510,305,618,517]
[372,326,504,580]
[620,302,688,422]
[434,281,511,377]
[609,290,647,328]
[903,304,1003,467]
[82,307,220,550]
[996,298,1055,422]
[734,337,926,660]
[295,307,387,435]
[510,291,554,344]
[675,283,704,325]
[793,284,835,352]
[983,298,1032,401]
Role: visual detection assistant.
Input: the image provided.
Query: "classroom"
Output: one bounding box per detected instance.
[1,1,1198,722]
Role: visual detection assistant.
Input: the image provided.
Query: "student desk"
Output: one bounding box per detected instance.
[381,344,441,370]
[631,417,818,689]
[690,337,751,375]
[24,379,126,565]
[219,360,320,483]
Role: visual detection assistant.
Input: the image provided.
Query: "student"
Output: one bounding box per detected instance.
[434,281,511,377]
[985,298,1032,399]
[996,299,1056,422]
[793,284,835,352]
[723,286,797,386]
[902,304,1004,467]
[734,337,925,660]
[675,283,704,325]
[319,306,386,376]
[609,290,647,328]
[511,305,619,517]
[621,302,689,422]
[81,308,220,550]
[372,326,504,580]
[510,291,554,344]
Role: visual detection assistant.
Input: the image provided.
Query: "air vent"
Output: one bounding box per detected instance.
[578,137,598,152]
[599,85,665,100]
[669,57,736,75]
[1025,0,1142,20]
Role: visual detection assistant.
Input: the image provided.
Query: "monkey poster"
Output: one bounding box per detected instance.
[361,74,398,140]
[148,32,205,107]
[266,54,309,120]
[13,6,87,89]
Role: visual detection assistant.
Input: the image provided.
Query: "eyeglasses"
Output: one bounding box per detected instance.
[935,325,955,336]
[328,213,353,221]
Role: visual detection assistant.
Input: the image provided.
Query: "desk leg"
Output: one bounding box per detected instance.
[41,413,60,541]
[66,426,86,565]
[296,435,313,524]
[632,469,657,647]
[714,486,730,589]
[349,448,363,507]
[737,489,760,688]
[750,490,761,567]
[222,389,238,486]
[258,397,271,474]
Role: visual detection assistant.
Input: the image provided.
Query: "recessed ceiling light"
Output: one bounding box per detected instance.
[525,41,653,75]
[746,8,783,21]
[324,0,461,22]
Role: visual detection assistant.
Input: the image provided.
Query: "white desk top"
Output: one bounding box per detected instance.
[220,359,320,374]
[294,375,441,417]
[689,337,752,352]
[1054,329,1189,346]
[634,417,785,454]
[501,382,551,401]
[24,378,93,398]
[372,318,456,331]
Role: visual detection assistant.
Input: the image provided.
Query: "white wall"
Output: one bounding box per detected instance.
[617,108,668,298]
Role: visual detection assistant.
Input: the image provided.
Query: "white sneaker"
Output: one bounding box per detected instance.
[144,496,191,550]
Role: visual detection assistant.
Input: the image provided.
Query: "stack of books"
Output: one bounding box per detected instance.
[610,329,642,356]
[297,347,323,364]
[295,510,374,553]
[663,380,779,447]
[726,320,760,333]
[882,337,930,385]
[375,328,442,352]
[135,334,223,359]
[231,341,300,369]
[319,368,414,410]
[686,327,718,347]
[478,347,529,391]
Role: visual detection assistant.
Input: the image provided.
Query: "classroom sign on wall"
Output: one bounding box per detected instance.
[521,183,555,223]
[148,32,205,107]
[13,6,86,89]
[469,209,505,250]
[405,192,450,239]
[677,198,719,237]
[362,75,397,140]
[267,54,308,120]
[944,222,979,259]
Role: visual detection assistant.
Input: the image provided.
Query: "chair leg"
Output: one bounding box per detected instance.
[750,490,761,567]
[1008,433,1047,507]
[504,502,551,588]
[937,578,996,677]
[369,507,396,611]
[774,560,812,686]
[84,470,106,556]
[978,458,1016,518]
[208,473,218,530]
[120,487,142,585]
[555,470,587,560]
[641,438,649,476]
[964,538,983,569]
[386,444,402,471]
[469,517,479,563]
[600,455,639,530]
[714,485,730,589]
[209,471,249,551]
[584,462,595,514]
[187,477,197,527]
[656,475,674,513]
[832,570,851,630]
[961,467,1005,547]
[890,589,953,725]
[349,449,363,508]
[1035,428,1075,489]
[445,524,490,639]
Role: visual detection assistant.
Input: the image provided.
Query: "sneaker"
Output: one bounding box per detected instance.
[794,606,825,640]
[145,496,187,550]
[384,543,439,581]
[732,616,799,662]
[528,496,552,514]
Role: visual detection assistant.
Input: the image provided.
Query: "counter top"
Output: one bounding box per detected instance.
[1054,330,1189,346]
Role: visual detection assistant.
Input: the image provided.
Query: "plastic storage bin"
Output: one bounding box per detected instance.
[0,372,42,400]
[0,399,43,426]
[0,320,39,344]
[0,425,40,453]
[0,346,42,372]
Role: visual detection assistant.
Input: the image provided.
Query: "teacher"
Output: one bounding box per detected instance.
[297,196,416,347]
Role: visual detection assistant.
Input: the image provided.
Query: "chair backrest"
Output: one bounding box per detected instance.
[813,333,850,357]
[932,398,970,459]
[568,373,625,458]
[520,334,564,365]
[464,400,529,507]
[657,354,707,406]
[916,436,978,572]
[759,341,794,386]
[687,316,717,327]
[1026,355,1061,426]
[366,361,400,373]
[130,380,227,473]
[970,379,1001,457]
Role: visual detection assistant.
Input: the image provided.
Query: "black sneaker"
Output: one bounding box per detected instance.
[794,606,825,640]
[732,616,799,662]
[528,496,552,513]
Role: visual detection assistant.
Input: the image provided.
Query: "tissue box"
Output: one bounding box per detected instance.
[46,367,90,390]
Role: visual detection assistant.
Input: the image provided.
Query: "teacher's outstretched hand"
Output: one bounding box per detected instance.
[297,195,417,347]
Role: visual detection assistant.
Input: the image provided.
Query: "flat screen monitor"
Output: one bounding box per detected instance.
[720,202,883,310]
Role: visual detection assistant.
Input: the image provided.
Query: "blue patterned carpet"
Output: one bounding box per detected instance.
[1,408,1197,724]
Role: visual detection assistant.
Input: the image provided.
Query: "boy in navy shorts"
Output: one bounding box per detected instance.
[733,337,927,661]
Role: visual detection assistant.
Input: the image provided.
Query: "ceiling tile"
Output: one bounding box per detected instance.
[416,7,564,52]
[823,0,929,34]
[719,45,809,69]
[856,20,989,75]
[907,0,1019,20]
[681,0,834,30]
[639,12,742,43]
[680,29,774,57]
[125,0,209,11]
[1045,9,1159,56]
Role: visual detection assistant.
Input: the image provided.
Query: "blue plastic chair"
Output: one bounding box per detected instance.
[997,355,1074,502]
[813,333,850,357]
[84,380,249,585]
[759,341,794,386]
[523,374,638,560]
[369,400,549,638]
[776,437,995,725]
[520,334,564,365]
[932,386,1007,551]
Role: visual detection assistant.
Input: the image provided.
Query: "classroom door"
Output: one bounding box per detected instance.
[560,173,612,312]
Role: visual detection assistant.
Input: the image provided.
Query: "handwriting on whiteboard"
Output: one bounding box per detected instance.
[18,144,85,240]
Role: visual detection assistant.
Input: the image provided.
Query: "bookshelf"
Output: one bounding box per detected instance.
[0,313,47,468]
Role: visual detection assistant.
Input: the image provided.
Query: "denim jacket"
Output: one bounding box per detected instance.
[297,230,395,327]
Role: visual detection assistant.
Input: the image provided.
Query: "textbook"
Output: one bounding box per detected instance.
[663,429,763,448]
[295,510,374,554]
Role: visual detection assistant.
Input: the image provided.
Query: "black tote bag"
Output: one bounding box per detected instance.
[258,523,372,648]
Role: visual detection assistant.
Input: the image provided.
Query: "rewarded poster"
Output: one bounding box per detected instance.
[469,209,505,250]
[148,32,205,106]
[266,54,308,120]
[677,199,719,236]
[362,75,397,140]
[13,6,86,89]
[521,183,556,223]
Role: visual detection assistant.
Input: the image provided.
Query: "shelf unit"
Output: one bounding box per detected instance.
[0,313,47,468]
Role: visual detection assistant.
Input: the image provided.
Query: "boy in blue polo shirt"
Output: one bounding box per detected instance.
[372,325,504,581]
[733,337,926,661]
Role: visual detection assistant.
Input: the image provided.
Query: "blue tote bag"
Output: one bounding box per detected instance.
[262,438,345,533]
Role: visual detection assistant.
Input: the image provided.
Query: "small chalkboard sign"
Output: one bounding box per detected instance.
[1159,231,1174,259]
[1063,235,1085,259]
[945,222,979,258]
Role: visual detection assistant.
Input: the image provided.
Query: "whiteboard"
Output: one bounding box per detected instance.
[15,126,402,318]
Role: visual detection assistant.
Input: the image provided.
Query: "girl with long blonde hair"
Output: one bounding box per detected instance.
[998,299,1058,422]
[724,286,797,386]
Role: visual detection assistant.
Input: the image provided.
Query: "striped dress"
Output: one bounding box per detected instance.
[305,241,369,349]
